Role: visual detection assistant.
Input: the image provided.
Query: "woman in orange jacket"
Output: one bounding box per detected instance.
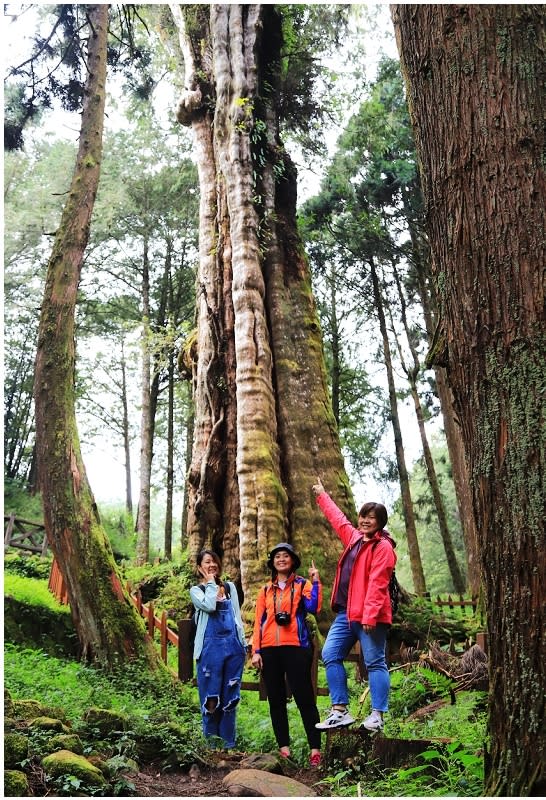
[251,542,323,766]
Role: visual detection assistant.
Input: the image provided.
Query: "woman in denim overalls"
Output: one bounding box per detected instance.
[190,549,247,750]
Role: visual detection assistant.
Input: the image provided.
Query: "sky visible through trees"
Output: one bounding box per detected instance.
[4,4,432,515]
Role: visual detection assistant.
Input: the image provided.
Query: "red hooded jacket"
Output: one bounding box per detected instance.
[317,491,396,626]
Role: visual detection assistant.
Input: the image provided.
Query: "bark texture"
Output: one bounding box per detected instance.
[392,5,545,794]
[33,5,160,668]
[170,3,352,611]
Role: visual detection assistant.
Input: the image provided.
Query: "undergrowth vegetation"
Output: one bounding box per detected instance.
[4,546,487,796]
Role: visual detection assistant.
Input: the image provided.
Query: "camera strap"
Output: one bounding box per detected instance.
[273,581,295,617]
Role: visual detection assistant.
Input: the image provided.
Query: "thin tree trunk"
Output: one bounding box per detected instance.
[369,257,426,594]
[180,395,193,550]
[390,264,466,593]
[120,337,133,518]
[164,339,175,560]
[136,237,152,565]
[33,4,160,667]
[392,5,545,794]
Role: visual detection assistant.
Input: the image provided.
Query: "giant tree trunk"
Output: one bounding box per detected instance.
[392,5,545,795]
[170,3,352,608]
[33,4,160,668]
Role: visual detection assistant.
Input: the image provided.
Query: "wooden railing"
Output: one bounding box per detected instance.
[434,595,479,614]
[48,562,485,689]
[127,586,362,696]
[4,514,48,555]
[47,562,361,695]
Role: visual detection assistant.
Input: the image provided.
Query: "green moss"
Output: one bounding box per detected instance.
[49,734,84,755]
[4,769,29,797]
[41,749,107,787]
[12,699,47,720]
[4,733,29,768]
[30,716,70,733]
[83,706,129,736]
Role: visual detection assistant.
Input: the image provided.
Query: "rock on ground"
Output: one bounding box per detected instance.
[223,767,317,797]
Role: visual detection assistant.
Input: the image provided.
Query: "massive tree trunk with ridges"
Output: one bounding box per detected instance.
[391,5,545,795]
[170,3,352,612]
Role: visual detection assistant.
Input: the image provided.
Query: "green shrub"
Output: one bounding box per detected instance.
[4,578,78,657]
[100,507,137,562]
[4,574,67,611]
[4,552,53,579]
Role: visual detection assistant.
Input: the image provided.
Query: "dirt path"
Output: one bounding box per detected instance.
[131,752,326,797]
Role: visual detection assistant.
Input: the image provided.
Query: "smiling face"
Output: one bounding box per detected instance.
[273,549,295,576]
[198,552,221,581]
[357,512,380,539]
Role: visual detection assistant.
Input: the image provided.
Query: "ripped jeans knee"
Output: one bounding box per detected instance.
[203,694,220,715]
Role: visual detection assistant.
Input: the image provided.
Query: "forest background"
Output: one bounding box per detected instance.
[4,4,544,798]
[4,3,456,594]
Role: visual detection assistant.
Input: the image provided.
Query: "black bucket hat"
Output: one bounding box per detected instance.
[267,542,301,571]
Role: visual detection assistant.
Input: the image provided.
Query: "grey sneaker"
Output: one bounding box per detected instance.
[315,708,355,730]
[361,711,384,732]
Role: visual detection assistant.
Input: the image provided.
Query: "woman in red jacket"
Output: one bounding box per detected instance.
[312,477,396,732]
[251,542,323,766]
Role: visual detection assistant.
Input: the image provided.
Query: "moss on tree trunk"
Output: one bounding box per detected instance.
[34,4,163,670]
[171,4,352,614]
[392,5,546,794]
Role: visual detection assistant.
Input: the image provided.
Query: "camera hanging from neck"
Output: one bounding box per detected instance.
[273,581,295,626]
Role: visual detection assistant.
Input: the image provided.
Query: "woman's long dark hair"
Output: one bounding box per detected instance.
[196,549,222,585]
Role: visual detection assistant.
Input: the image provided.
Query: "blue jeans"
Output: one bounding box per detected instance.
[197,601,246,749]
[321,611,390,712]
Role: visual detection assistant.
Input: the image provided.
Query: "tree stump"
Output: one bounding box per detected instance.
[323,727,452,771]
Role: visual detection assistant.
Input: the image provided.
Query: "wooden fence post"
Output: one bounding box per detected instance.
[147,602,155,638]
[4,513,15,548]
[160,611,168,664]
[178,619,193,682]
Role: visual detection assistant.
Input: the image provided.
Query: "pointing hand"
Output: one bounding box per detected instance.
[312,477,324,496]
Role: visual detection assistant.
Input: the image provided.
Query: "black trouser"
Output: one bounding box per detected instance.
[260,645,321,750]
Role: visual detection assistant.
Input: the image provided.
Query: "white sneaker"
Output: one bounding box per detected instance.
[361,711,384,731]
[315,708,355,730]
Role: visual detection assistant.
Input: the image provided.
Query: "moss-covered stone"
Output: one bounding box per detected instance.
[41,749,107,788]
[5,688,14,717]
[4,733,29,768]
[4,769,29,797]
[83,706,128,736]
[30,715,70,733]
[11,698,45,720]
[4,717,18,731]
[49,733,84,755]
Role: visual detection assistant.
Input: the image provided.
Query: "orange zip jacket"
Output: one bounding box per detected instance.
[252,573,322,653]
